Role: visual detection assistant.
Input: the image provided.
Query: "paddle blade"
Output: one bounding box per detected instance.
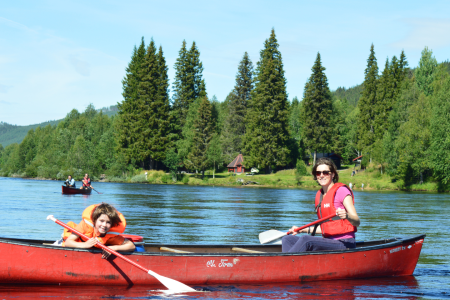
[259,229,287,244]
[148,270,196,293]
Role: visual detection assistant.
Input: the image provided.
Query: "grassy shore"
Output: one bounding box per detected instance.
[105,163,441,192]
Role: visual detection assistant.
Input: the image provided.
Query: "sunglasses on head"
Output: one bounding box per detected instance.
[315,170,332,176]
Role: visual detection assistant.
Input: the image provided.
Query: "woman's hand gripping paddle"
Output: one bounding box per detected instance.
[258,213,340,244]
[47,215,196,293]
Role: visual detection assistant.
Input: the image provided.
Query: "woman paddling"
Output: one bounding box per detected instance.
[62,203,135,257]
[282,157,360,252]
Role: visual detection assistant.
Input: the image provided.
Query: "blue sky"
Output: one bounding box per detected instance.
[1,0,450,125]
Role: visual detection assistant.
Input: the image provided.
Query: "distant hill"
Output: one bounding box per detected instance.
[331,83,363,107]
[0,105,118,147]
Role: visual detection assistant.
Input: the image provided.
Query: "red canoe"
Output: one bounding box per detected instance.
[61,185,91,195]
[0,235,425,286]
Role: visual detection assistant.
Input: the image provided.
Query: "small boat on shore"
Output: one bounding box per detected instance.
[0,234,425,286]
[61,185,91,195]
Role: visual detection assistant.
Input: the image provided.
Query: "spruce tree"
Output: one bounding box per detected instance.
[301,52,333,165]
[117,37,146,163]
[221,52,253,163]
[186,97,214,179]
[171,40,207,137]
[243,29,290,172]
[357,44,379,151]
[373,58,391,141]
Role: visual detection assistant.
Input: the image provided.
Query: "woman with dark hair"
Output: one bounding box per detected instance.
[282,157,360,252]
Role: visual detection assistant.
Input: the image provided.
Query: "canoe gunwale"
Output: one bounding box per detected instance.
[0,234,426,257]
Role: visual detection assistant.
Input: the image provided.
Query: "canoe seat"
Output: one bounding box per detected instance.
[232,247,264,253]
[160,247,193,253]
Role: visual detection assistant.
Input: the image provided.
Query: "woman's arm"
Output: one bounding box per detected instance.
[336,195,360,227]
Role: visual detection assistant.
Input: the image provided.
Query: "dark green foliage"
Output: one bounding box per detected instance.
[171,40,207,136]
[186,97,215,178]
[164,148,180,180]
[301,52,333,164]
[221,52,253,164]
[116,38,146,164]
[332,84,363,107]
[296,159,308,176]
[243,29,291,172]
[428,67,450,185]
[357,44,378,151]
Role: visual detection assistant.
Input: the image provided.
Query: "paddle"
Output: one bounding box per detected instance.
[259,213,340,244]
[91,187,102,194]
[46,215,196,293]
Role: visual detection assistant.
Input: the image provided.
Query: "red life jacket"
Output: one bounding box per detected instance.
[314,182,357,238]
[82,177,91,187]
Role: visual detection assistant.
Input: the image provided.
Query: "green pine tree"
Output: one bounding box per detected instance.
[221,52,253,163]
[301,52,334,165]
[186,97,214,179]
[357,44,379,152]
[243,29,290,173]
[171,40,207,137]
[117,37,146,164]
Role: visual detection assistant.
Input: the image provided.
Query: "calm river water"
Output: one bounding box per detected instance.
[0,177,449,299]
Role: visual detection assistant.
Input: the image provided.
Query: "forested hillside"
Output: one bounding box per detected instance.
[1,32,450,190]
[0,106,118,147]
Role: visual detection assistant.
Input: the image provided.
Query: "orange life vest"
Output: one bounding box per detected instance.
[62,204,126,247]
[314,182,357,238]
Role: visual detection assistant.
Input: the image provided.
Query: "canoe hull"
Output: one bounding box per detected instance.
[61,186,91,195]
[0,235,425,286]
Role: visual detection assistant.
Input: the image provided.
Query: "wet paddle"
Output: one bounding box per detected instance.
[46,215,196,293]
[91,187,102,194]
[258,213,340,244]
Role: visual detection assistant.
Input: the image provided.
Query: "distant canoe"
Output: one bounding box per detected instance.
[61,185,91,195]
[0,235,425,286]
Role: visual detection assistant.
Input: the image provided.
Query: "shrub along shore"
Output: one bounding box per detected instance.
[42,164,439,192]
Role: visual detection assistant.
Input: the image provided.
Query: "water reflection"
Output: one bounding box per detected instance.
[0,277,428,299]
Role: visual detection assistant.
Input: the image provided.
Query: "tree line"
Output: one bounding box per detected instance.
[1,28,450,189]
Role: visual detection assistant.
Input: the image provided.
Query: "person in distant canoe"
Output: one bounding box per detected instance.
[62,203,135,258]
[64,175,76,188]
[80,173,92,190]
[282,157,360,253]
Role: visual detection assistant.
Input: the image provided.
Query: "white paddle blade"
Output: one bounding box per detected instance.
[148,270,196,293]
[259,229,287,244]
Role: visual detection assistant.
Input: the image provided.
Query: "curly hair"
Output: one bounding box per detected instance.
[91,203,122,228]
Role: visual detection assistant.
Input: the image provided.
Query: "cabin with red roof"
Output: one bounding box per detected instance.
[227,154,249,174]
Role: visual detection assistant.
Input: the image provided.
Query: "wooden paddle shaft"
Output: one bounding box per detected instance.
[47,215,148,274]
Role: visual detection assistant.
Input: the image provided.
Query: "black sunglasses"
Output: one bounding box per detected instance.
[315,170,332,176]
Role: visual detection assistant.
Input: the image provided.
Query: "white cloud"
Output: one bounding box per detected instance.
[392,18,450,50]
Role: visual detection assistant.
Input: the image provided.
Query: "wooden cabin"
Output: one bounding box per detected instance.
[227,154,249,174]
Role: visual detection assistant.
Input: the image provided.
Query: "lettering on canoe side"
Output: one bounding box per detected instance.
[65,272,119,280]
[389,246,405,254]
[206,259,235,268]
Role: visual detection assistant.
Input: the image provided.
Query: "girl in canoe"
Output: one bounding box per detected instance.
[62,203,135,257]
[282,157,360,252]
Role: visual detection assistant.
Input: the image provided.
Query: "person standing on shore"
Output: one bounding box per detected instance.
[282,157,360,253]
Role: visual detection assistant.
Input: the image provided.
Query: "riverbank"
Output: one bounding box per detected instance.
[3,163,442,192]
[104,164,442,192]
